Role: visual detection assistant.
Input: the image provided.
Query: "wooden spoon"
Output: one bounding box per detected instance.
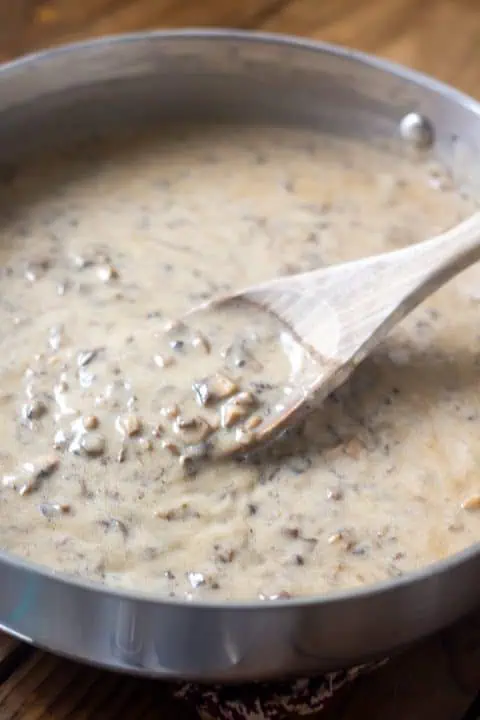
[188,211,480,453]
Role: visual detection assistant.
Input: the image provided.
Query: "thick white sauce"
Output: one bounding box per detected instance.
[0,125,479,600]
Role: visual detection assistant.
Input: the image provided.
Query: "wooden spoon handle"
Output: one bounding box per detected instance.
[392,210,480,287]
[333,211,480,352]
[293,211,480,364]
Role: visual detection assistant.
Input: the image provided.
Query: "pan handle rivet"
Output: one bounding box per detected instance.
[399,112,434,149]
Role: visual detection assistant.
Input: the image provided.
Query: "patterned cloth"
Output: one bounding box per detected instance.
[175,659,388,719]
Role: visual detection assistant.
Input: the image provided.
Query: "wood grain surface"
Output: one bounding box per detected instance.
[0,0,479,98]
[0,0,479,718]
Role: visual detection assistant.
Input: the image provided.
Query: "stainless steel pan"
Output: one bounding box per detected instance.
[0,30,479,682]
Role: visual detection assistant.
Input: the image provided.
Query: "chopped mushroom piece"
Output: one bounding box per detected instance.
[153,354,175,369]
[40,502,71,518]
[462,494,480,511]
[192,373,238,406]
[82,415,99,430]
[161,440,181,456]
[192,332,211,353]
[327,529,357,550]
[53,429,69,450]
[24,258,50,282]
[77,349,99,367]
[137,438,153,453]
[181,443,209,461]
[155,502,197,521]
[221,401,248,428]
[116,413,142,437]
[173,415,214,444]
[98,517,129,539]
[160,404,180,419]
[234,428,256,446]
[75,432,105,457]
[163,319,185,334]
[344,438,364,459]
[244,414,262,430]
[22,398,48,420]
[231,391,257,407]
[117,446,127,463]
[220,391,258,428]
[3,454,59,496]
[97,264,119,282]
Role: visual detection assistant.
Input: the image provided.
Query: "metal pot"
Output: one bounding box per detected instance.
[0,30,479,682]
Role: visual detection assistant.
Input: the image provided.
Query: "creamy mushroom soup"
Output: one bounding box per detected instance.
[0,125,479,600]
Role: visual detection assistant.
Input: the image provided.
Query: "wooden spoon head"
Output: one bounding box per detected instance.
[184,291,345,456]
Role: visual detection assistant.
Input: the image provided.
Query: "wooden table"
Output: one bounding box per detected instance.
[0,1,479,718]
